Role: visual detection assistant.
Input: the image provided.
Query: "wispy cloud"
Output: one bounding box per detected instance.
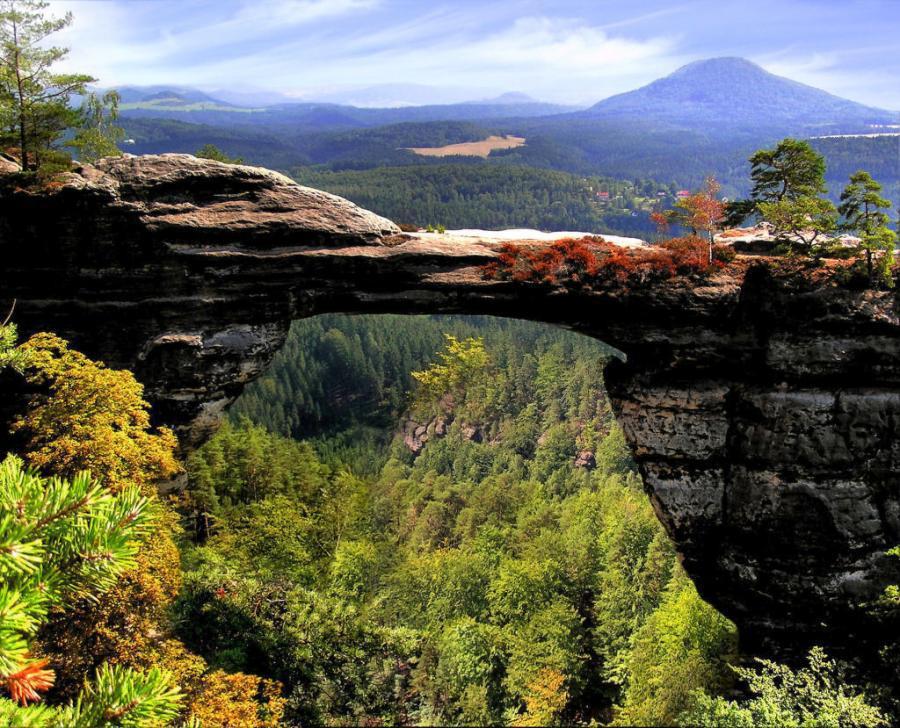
[46,0,900,108]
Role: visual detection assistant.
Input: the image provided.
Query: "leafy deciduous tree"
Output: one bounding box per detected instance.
[682,647,887,727]
[13,332,179,494]
[652,177,726,261]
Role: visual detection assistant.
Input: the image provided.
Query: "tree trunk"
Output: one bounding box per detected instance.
[12,24,29,170]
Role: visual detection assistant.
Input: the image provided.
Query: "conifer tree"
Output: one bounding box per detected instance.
[0,0,94,171]
[68,91,124,164]
[839,170,897,285]
[0,455,182,725]
[749,138,828,203]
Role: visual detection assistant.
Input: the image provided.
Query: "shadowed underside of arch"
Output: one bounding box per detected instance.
[2,154,899,659]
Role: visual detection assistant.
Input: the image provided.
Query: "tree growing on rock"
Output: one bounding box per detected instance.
[411,334,490,411]
[839,170,896,286]
[726,138,831,229]
[739,138,838,252]
[651,177,725,262]
[196,143,244,165]
[757,195,838,251]
[0,0,94,173]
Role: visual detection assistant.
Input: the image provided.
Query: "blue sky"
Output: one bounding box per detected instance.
[51,0,900,108]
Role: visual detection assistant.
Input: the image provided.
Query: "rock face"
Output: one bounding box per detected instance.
[2,154,899,658]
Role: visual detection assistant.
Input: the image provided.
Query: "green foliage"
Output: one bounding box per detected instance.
[291,163,665,237]
[195,143,243,164]
[182,318,738,725]
[839,170,896,286]
[0,0,94,172]
[727,138,832,229]
[750,138,828,203]
[0,455,182,724]
[185,418,329,536]
[613,570,737,725]
[67,91,125,163]
[0,322,28,372]
[758,196,838,249]
[14,332,179,495]
[56,664,182,727]
[411,334,489,410]
[0,456,151,667]
[682,647,888,728]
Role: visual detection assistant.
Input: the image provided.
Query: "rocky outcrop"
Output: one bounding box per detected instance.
[2,154,899,659]
[574,450,596,469]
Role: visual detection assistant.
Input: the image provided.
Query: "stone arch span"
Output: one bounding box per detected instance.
[2,154,899,658]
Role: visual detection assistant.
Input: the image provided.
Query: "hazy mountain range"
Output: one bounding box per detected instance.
[116,58,898,126]
[116,58,899,199]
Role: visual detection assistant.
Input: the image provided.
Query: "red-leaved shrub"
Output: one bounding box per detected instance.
[483,235,729,289]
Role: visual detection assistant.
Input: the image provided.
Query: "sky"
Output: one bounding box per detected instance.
[49,0,900,109]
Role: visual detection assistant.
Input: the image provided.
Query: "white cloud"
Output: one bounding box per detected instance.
[140,11,681,104]
[31,0,900,109]
[48,0,381,86]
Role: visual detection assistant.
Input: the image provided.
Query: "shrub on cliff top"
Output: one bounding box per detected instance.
[482,236,730,289]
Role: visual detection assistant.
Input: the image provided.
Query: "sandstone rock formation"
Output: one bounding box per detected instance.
[2,154,899,659]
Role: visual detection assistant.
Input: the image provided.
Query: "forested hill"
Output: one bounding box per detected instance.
[183,314,739,724]
[290,165,665,236]
[583,57,897,131]
[230,315,618,469]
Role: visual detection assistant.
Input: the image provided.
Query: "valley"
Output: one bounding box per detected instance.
[1,1,899,724]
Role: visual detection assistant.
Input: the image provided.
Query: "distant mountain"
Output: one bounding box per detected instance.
[298,83,479,108]
[118,97,577,129]
[208,88,296,107]
[114,85,241,112]
[113,58,899,206]
[467,92,539,105]
[583,57,898,133]
[115,85,230,105]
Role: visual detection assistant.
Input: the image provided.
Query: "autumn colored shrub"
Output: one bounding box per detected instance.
[14,332,179,494]
[484,237,608,288]
[186,670,286,728]
[483,235,730,289]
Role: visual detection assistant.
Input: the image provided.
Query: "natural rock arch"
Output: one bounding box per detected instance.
[2,154,899,657]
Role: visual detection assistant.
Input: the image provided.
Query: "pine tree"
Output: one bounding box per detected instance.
[0,455,183,725]
[67,91,125,164]
[0,0,94,172]
[749,138,828,203]
[839,170,897,285]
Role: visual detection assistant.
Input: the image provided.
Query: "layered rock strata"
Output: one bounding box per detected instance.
[2,154,899,656]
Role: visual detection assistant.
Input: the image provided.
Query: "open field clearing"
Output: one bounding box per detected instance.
[405,134,526,157]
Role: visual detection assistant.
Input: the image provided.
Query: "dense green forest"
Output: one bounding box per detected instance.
[187,316,739,725]
[290,166,665,236]
[120,109,899,209]
[217,315,890,725]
